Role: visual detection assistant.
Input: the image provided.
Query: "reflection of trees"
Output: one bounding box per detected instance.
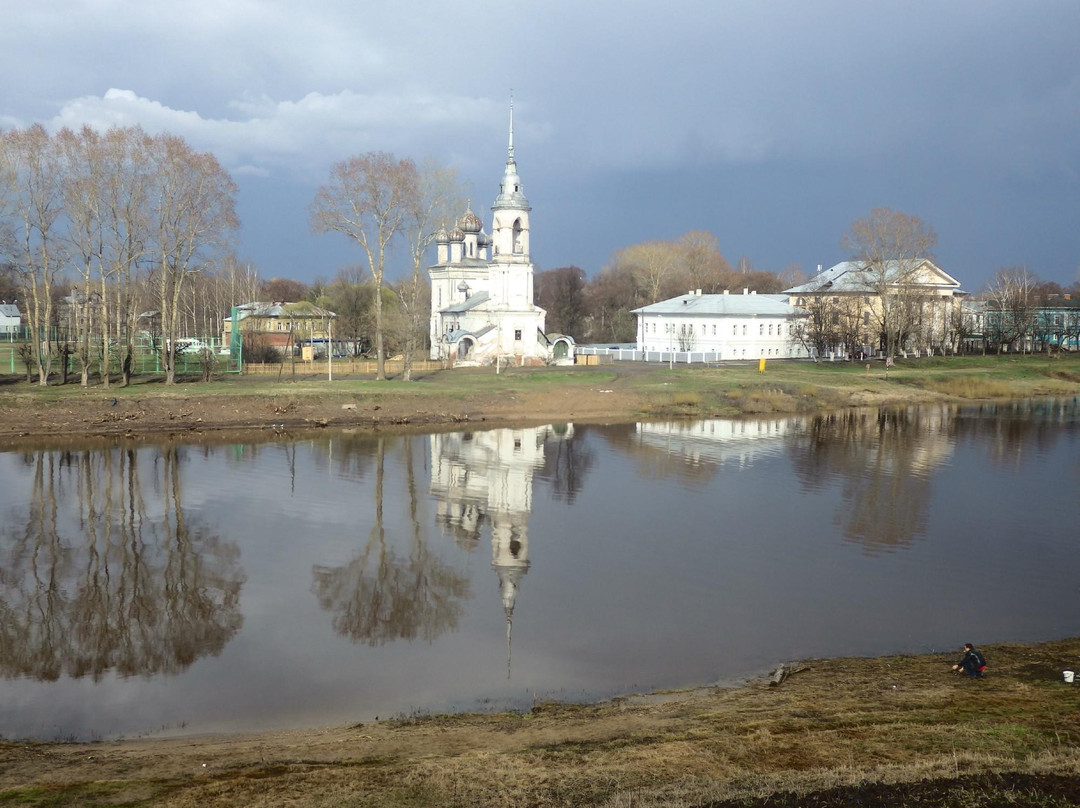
[0,447,244,681]
[789,408,955,554]
[312,437,469,646]
[538,423,595,504]
[951,397,1080,466]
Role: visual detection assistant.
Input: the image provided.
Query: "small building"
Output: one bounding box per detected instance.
[223,301,336,355]
[0,303,21,336]
[633,289,808,360]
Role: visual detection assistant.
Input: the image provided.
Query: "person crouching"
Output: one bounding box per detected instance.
[951,643,987,677]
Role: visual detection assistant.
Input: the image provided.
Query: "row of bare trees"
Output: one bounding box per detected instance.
[0,125,239,385]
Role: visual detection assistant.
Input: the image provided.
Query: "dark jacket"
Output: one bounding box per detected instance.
[958,648,986,673]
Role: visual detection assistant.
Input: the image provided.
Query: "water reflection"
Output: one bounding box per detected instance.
[429,425,576,674]
[0,448,244,681]
[627,418,797,478]
[0,398,1077,741]
[312,436,470,645]
[787,408,955,554]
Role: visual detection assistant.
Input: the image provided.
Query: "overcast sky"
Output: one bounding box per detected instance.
[3,0,1078,291]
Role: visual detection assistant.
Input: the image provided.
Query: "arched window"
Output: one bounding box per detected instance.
[512,219,524,254]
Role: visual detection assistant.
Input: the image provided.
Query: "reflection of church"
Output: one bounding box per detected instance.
[430,425,574,674]
[428,104,574,366]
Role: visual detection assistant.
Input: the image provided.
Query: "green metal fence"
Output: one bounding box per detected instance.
[0,332,241,378]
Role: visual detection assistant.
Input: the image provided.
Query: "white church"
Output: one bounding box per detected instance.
[429,107,575,366]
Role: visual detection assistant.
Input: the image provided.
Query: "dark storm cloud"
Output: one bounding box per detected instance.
[1,0,1077,287]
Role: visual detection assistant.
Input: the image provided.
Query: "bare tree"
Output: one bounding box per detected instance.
[57,126,107,387]
[400,160,464,380]
[97,128,154,387]
[790,294,841,359]
[147,135,238,385]
[0,125,67,385]
[841,208,937,358]
[312,152,418,380]
[675,230,735,293]
[614,240,679,304]
[985,267,1039,353]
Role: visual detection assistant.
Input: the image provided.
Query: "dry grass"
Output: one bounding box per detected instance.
[4,638,1079,807]
[901,375,1019,399]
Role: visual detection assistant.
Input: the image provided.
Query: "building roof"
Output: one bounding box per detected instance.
[231,301,335,320]
[442,291,490,314]
[783,260,960,295]
[0,304,20,318]
[633,291,797,317]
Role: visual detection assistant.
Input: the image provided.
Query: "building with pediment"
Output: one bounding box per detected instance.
[428,106,574,366]
[784,260,964,356]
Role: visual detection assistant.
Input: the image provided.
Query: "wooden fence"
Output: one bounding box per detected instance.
[242,358,444,376]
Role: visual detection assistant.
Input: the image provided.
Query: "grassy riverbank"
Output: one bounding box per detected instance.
[2,638,1079,807]
[1,354,1079,445]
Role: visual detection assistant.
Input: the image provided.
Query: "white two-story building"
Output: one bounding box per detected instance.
[633,289,808,360]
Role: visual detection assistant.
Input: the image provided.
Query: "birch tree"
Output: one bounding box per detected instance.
[312,152,418,380]
[147,134,238,384]
[57,126,107,387]
[0,125,67,385]
[986,267,1039,353]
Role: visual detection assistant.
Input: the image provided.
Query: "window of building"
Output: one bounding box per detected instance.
[759,323,764,336]
[712,324,716,335]
[733,324,737,336]
[742,324,746,336]
[768,324,773,335]
[514,329,522,341]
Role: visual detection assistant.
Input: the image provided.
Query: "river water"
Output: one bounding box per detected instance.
[1,398,1078,740]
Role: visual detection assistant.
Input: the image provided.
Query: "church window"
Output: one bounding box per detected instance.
[512,219,524,254]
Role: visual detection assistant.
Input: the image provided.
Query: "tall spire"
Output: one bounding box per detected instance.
[507,92,515,163]
[493,93,530,212]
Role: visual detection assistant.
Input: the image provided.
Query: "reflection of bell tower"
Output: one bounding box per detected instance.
[492,521,529,678]
[429,424,574,676]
